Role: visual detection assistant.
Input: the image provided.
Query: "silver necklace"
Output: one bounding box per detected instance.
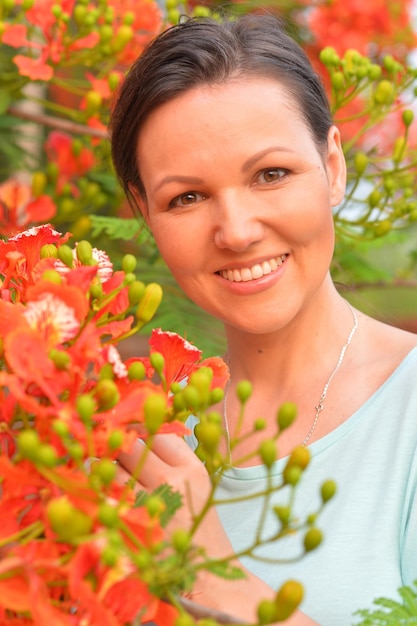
[222,303,359,464]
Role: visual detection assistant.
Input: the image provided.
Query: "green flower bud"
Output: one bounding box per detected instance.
[76,393,96,422]
[99,363,115,381]
[321,479,337,503]
[402,109,414,127]
[41,269,62,284]
[101,545,118,566]
[277,402,297,431]
[254,417,267,431]
[259,439,277,468]
[108,72,120,91]
[122,253,137,273]
[209,387,224,404]
[112,24,134,52]
[393,137,406,164]
[47,497,93,542]
[150,351,165,376]
[57,244,74,268]
[98,502,120,527]
[354,152,368,175]
[136,283,163,325]
[373,219,392,237]
[171,528,191,553]
[319,46,339,66]
[128,280,145,306]
[274,580,304,621]
[40,244,58,259]
[17,429,40,460]
[73,4,87,23]
[368,189,381,208]
[146,495,164,517]
[94,379,120,411]
[286,445,310,470]
[31,171,47,198]
[283,465,302,486]
[49,348,70,370]
[36,444,58,467]
[236,379,252,404]
[374,80,395,105]
[304,527,323,552]
[195,421,221,454]
[108,429,124,451]
[52,420,70,438]
[331,71,345,91]
[367,64,382,80]
[182,384,201,411]
[76,240,93,265]
[273,505,291,527]
[128,361,146,381]
[257,599,277,625]
[95,458,117,485]
[66,442,84,461]
[144,394,167,434]
[90,283,103,300]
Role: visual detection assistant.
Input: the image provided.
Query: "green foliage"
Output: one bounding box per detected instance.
[204,561,247,580]
[134,483,183,528]
[354,581,417,625]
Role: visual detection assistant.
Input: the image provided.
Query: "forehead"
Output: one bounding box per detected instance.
[137,78,306,149]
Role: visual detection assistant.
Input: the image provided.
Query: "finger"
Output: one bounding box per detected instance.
[148,434,199,466]
[117,439,168,489]
[114,462,144,495]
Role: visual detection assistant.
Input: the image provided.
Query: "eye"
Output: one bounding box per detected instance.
[169,191,206,209]
[257,168,288,184]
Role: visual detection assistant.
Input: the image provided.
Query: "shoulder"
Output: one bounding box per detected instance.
[356,311,417,369]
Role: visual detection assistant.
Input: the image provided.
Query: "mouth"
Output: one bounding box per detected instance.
[217,254,288,283]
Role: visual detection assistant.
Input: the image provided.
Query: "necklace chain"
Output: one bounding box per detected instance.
[222,303,359,465]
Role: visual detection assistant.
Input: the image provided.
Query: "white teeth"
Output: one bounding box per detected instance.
[219,255,287,282]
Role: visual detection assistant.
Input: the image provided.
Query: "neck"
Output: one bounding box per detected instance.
[223,292,355,390]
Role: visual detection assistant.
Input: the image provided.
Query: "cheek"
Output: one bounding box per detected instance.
[149,217,201,276]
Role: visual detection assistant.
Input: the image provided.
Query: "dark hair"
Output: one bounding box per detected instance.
[110,14,333,203]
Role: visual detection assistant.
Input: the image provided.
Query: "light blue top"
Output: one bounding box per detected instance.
[185,346,417,625]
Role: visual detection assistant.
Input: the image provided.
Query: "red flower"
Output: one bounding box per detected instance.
[308,0,416,58]
[135,328,230,390]
[0,180,56,237]
[44,132,95,192]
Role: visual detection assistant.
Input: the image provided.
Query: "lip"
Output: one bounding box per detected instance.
[215,254,289,293]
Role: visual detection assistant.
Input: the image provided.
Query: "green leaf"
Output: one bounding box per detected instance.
[354,581,417,625]
[90,215,142,241]
[204,561,246,580]
[134,484,183,528]
[0,91,12,115]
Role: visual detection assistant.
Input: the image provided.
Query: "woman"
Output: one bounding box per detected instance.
[110,15,417,625]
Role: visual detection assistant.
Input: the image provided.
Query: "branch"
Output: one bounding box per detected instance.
[7,106,109,139]
[338,278,417,291]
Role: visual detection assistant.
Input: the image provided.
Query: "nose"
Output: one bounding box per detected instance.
[213,191,264,252]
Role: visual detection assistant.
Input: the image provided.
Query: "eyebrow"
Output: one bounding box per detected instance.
[153,175,204,194]
[152,146,295,193]
[241,146,296,173]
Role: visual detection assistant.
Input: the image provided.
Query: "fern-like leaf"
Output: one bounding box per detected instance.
[204,561,247,581]
[354,581,417,626]
[134,484,183,528]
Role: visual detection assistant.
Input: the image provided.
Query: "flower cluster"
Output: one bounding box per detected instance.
[0,224,229,625]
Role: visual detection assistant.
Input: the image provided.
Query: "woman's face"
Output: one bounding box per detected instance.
[133,78,346,335]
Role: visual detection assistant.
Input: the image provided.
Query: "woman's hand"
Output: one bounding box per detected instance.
[116,434,230,549]
[116,435,319,625]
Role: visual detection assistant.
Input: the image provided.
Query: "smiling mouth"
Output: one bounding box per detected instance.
[218,254,288,282]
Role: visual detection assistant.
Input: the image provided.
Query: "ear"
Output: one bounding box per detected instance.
[128,183,150,225]
[326,125,346,207]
